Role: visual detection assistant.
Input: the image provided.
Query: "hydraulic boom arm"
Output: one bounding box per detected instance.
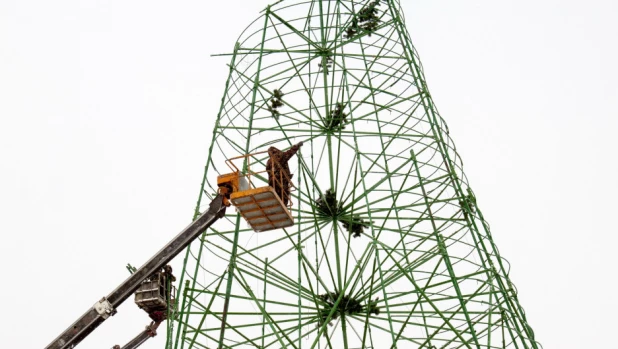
[45,195,227,349]
[112,320,162,349]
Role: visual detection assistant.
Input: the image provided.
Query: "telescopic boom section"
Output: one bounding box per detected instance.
[45,195,227,349]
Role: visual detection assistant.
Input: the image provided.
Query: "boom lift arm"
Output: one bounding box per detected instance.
[46,148,301,349]
[45,194,227,349]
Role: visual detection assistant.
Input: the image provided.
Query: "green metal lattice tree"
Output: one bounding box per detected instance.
[171,1,541,348]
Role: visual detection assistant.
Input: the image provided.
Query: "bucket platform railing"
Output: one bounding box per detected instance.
[217,151,295,232]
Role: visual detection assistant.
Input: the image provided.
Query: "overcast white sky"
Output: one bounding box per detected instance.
[1,0,617,348]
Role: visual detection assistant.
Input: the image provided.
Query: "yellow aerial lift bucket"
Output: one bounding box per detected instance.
[217,151,294,232]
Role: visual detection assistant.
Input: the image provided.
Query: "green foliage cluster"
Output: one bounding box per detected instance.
[367,297,380,315]
[344,19,359,39]
[345,0,381,39]
[316,188,340,216]
[459,187,477,215]
[318,291,381,327]
[267,89,285,118]
[315,188,371,238]
[340,214,371,238]
[318,54,334,74]
[325,102,349,130]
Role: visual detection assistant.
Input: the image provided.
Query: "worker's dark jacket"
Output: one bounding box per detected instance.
[266,142,302,205]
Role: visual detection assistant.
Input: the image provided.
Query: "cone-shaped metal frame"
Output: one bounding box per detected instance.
[171,1,540,348]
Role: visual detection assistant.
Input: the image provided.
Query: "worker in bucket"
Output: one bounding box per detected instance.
[266,141,303,205]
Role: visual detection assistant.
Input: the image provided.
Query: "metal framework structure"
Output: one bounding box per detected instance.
[171,1,541,348]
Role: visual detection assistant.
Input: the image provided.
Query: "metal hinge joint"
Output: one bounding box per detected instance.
[94,297,116,319]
